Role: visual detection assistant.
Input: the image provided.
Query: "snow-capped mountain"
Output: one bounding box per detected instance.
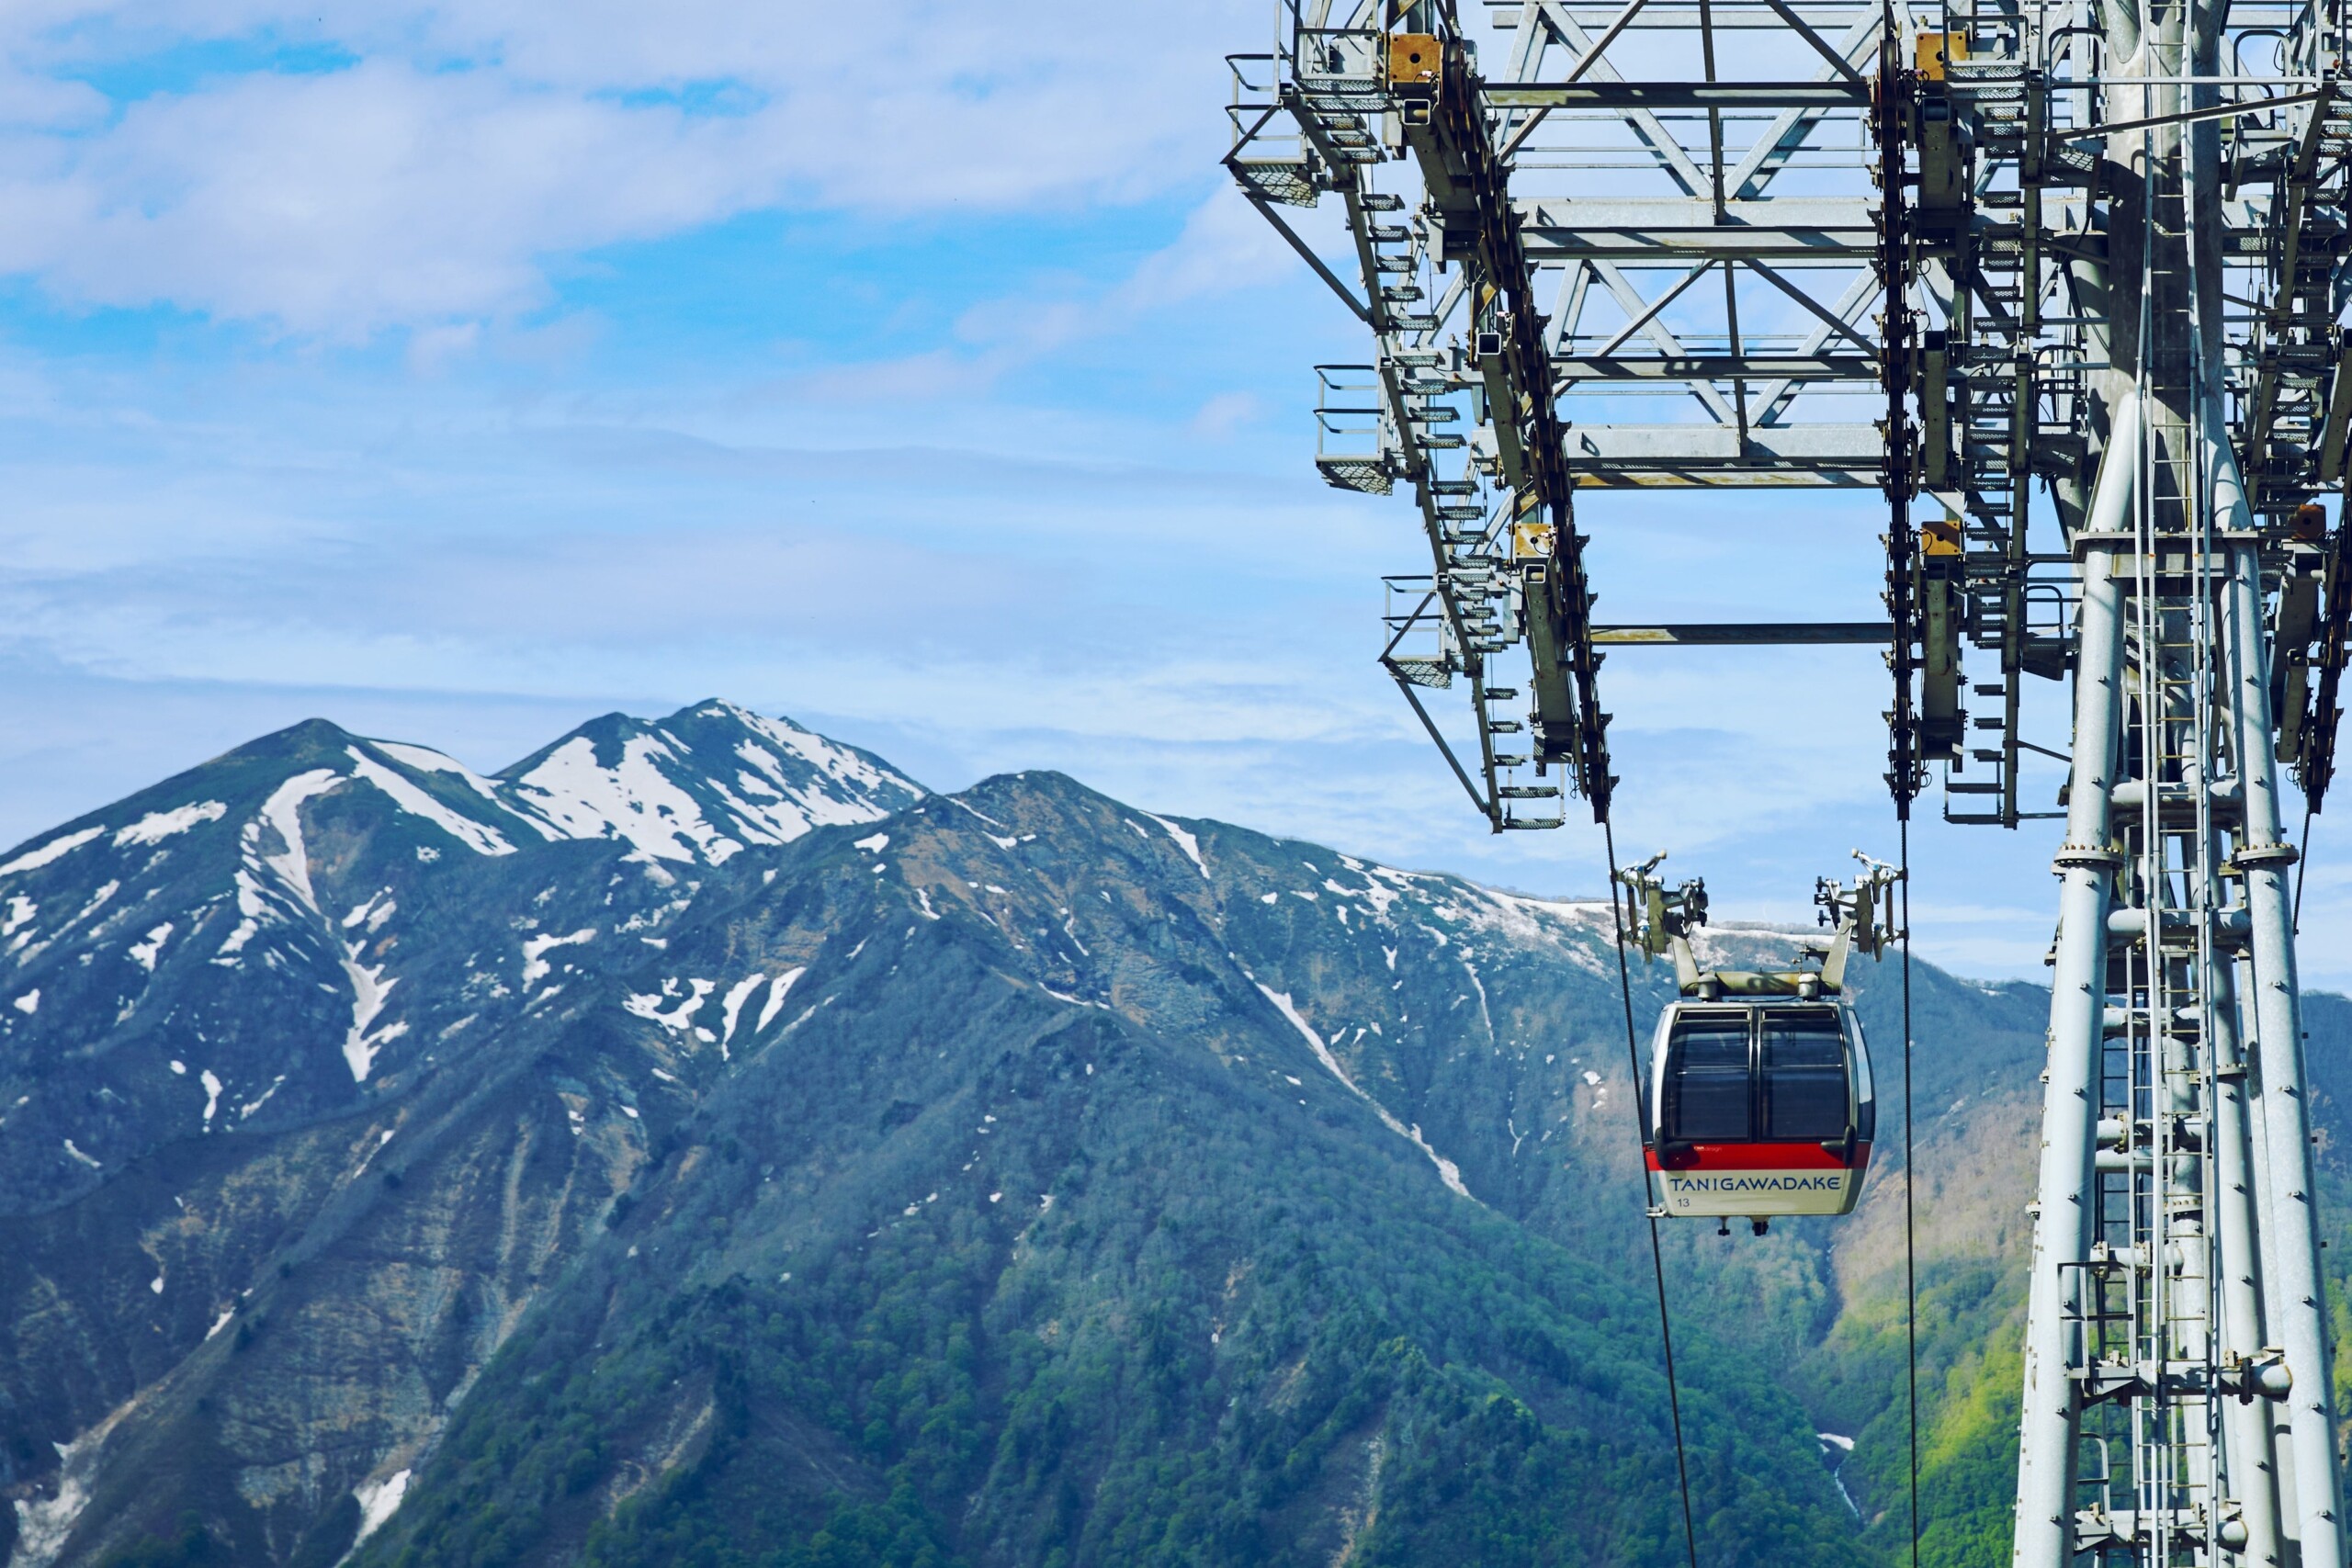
[0,702,922,1211]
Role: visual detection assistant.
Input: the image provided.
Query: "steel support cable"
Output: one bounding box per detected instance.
[1601,816,1700,1568]
[1900,814,1921,1568]
[2294,800,2314,931]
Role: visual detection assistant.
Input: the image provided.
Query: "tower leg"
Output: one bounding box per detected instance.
[2227,535,2347,1568]
[2208,936,2288,1566]
[2014,525,2131,1568]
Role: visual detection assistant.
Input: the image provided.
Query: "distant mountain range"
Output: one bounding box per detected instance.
[2,702,2346,1567]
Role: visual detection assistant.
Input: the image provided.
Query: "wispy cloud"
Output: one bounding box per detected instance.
[0,1,1269,335]
[790,185,1325,403]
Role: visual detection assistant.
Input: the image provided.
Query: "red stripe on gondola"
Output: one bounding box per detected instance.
[1645,1142,1871,1172]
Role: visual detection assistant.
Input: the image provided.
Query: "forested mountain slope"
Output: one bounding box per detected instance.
[3,703,2346,1567]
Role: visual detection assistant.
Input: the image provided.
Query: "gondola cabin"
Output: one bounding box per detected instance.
[1614,852,1900,1231]
[1645,1000,1873,1219]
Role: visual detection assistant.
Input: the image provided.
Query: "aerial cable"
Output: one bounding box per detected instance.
[1880,0,1925,1545]
[1602,816,1702,1568]
[2293,800,2314,932]
[1900,814,1921,1568]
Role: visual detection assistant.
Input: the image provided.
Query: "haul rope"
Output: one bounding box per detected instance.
[1602,817,1702,1568]
[1901,815,1920,1568]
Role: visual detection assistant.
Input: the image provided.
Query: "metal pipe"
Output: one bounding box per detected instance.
[2013,403,2139,1568]
[2225,529,2347,1568]
[2204,886,2286,1567]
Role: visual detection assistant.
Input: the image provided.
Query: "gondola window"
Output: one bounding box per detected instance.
[1663,1015,1751,1140]
[1760,1010,1849,1140]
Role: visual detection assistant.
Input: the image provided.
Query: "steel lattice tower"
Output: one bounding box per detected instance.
[1228,0,2352,1561]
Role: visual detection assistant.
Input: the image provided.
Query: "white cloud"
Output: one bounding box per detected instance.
[795,183,1329,402]
[0,1,1270,334]
[1114,183,1312,310]
[2,62,778,333]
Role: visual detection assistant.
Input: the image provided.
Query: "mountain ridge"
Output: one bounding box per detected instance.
[0,699,2329,1568]
[0,703,924,1221]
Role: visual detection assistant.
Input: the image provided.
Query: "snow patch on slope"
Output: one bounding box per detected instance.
[340,937,403,1083]
[626,977,717,1032]
[343,892,395,933]
[724,703,918,800]
[0,828,104,879]
[353,1468,413,1547]
[521,928,595,987]
[757,967,806,1032]
[724,733,908,842]
[347,749,514,856]
[1143,813,1209,878]
[719,974,765,1048]
[1253,984,1472,1200]
[253,770,346,914]
[8,1400,136,1568]
[508,735,741,864]
[114,802,226,847]
[128,924,173,974]
[373,743,496,802]
[379,741,568,840]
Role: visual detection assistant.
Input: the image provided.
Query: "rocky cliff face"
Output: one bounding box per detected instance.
[1,702,2341,1567]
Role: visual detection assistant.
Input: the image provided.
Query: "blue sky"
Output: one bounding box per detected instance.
[0,1,2342,987]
